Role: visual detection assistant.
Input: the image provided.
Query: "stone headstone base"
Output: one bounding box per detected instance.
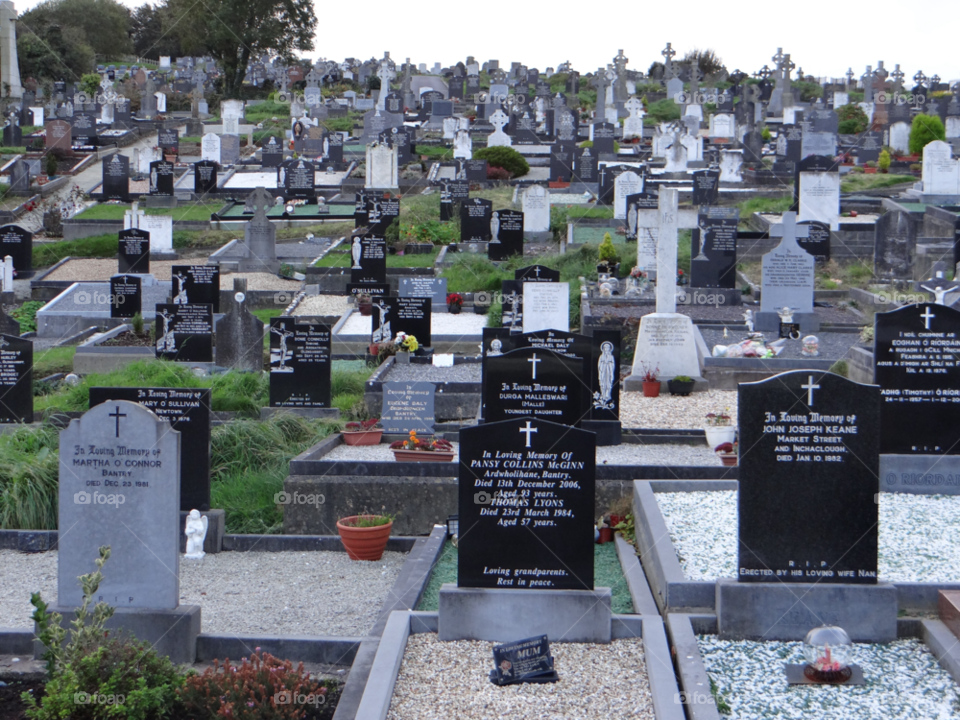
[145,195,177,209]
[754,311,820,333]
[178,508,225,554]
[628,313,703,383]
[716,579,897,642]
[38,605,201,664]
[581,419,621,446]
[438,584,612,642]
[260,407,341,421]
[880,454,960,495]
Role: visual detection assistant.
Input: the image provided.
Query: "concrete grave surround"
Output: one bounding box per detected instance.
[521,184,550,232]
[58,401,181,610]
[522,281,569,333]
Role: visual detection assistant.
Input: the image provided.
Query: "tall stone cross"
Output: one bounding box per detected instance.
[592,68,607,107]
[662,43,676,78]
[845,68,854,90]
[862,65,874,102]
[247,186,274,224]
[891,65,904,92]
[913,70,927,89]
[770,211,810,248]
[489,109,509,133]
[631,188,698,313]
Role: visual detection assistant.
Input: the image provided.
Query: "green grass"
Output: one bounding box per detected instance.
[0,147,28,155]
[33,233,118,267]
[735,195,794,219]
[415,145,453,159]
[416,541,632,613]
[313,248,440,268]
[74,203,224,222]
[34,347,76,377]
[840,173,915,193]
[0,423,59,530]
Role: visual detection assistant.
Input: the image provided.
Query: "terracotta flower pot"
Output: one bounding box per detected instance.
[717,452,738,467]
[642,381,660,398]
[358,303,373,316]
[393,450,455,462]
[337,515,392,561]
[597,527,614,544]
[342,429,383,446]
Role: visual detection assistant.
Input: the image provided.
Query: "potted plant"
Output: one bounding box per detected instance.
[596,517,614,544]
[878,149,891,174]
[337,512,394,560]
[447,292,463,314]
[393,332,418,364]
[640,364,660,398]
[715,441,738,467]
[596,232,620,278]
[668,375,695,396]
[705,410,736,448]
[390,430,455,462]
[357,293,373,316]
[863,160,878,174]
[342,417,383,446]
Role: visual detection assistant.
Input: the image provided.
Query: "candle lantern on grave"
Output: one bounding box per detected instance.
[802,626,854,683]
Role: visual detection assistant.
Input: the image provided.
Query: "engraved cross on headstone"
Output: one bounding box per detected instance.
[109,405,127,437]
[527,353,541,379]
[921,306,935,330]
[801,376,820,406]
[519,420,538,448]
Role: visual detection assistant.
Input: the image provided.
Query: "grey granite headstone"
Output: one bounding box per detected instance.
[398,277,447,306]
[220,135,240,165]
[381,381,436,434]
[215,278,265,371]
[755,212,819,332]
[239,187,278,273]
[58,400,181,609]
[0,307,20,335]
[9,160,29,191]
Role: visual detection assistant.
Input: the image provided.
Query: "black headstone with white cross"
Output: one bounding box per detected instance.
[110,274,141,318]
[482,346,584,426]
[738,370,880,584]
[194,160,218,195]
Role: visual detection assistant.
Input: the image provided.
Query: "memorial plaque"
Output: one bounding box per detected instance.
[796,221,831,261]
[58,401,180,609]
[89,387,211,511]
[874,304,960,455]
[457,416,595,590]
[462,159,488,183]
[461,198,494,242]
[0,334,32,423]
[691,169,720,205]
[71,112,96,145]
[372,296,431,346]
[549,143,575,182]
[381,381,436,434]
[155,303,213,362]
[268,318,332,408]
[110,274,141,318]
[515,265,560,283]
[589,330,621,421]
[483,347,583,426]
[689,206,739,288]
[45,119,71,150]
[349,234,387,285]
[148,160,174,195]
[398,277,447,305]
[102,154,130,202]
[194,160,218,195]
[490,636,557,685]
[738,371,879,584]
[171,265,219,312]
[0,225,32,273]
[489,209,523,261]
[365,194,400,235]
[278,158,316,200]
[117,228,150,274]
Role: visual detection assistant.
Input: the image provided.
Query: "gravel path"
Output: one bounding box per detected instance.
[699,636,960,720]
[338,312,488,336]
[41,259,300,290]
[386,634,654,720]
[383,364,482,383]
[658,490,960,583]
[619,389,737,430]
[0,550,406,636]
[292,295,351,317]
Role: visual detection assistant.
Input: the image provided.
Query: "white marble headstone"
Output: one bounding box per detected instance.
[522,282,569,333]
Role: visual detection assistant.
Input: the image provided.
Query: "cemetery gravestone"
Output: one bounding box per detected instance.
[45,120,71,151]
[592,122,616,155]
[755,213,818,332]
[102,154,130,202]
[268,318,332,408]
[874,211,916,280]
[483,347,583,426]
[279,158,316,200]
[797,221,831,261]
[521,186,550,232]
[399,277,448,306]
[488,209,523,261]
[689,207,739,288]
[148,160,174,196]
[201,134,221,163]
[573,147,597,184]
[0,225,32,274]
[89,388,211,512]
[522,282,569,333]
[155,304,213,362]
[797,156,840,230]
[372,297,431,346]
[515,265,560,283]
[194,160,217,195]
[171,265,219,311]
[110,275,141,318]
[117,228,150,274]
[549,143,575,183]
[461,198,494,242]
[692,169,720,205]
[0,335,32,423]
[381,382,436,434]
[220,135,240,165]
[738,370,879,584]
[457,416,595,589]
[350,234,387,285]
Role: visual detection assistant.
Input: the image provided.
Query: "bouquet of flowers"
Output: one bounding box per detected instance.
[446,293,463,307]
[395,332,419,353]
[390,430,454,452]
[705,410,733,426]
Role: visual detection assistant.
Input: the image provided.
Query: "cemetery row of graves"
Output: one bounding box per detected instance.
[1,40,960,720]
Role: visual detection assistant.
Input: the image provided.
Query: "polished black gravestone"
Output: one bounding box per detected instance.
[692,169,720,205]
[483,347,584,426]
[89,387,212,511]
[279,158,316,200]
[738,370,880,584]
[689,206,739,289]
[117,228,150,274]
[488,209,523,261]
[372,297,431,346]
[158,128,179,157]
[458,416,595,590]
[349,235,387,285]
[500,280,523,331]
[874,303,960,454]
[155,304,213,362]
[268,318,332,408]
[515,265,559,283]
[461,159,488,183]
[461,198,493,242]
[592,122,616,155]
[364,194,400,235]
[797,220,831,261]
[102,154,130,202]
[148,160,174,196]
[346,283,389,300]
[490,636,557,685]
[110,275,141,318]
[573,147,597,184]
[194,160,218,195]
[0,224,32,273]
[171,265,220,312]
[381,381,436,434]
[0,334,32,423]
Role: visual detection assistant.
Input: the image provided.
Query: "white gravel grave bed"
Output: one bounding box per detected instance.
[657,491,960,583]
[41,259,299,291]
[619,389,737,430]
[324,442,718,467]
[0,550,405,636]
[292,294,351,317]
[337,312,488,336]
[698,636,960,719]
[386,634,654,720]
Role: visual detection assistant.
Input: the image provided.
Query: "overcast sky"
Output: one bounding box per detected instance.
[13,0,960,82]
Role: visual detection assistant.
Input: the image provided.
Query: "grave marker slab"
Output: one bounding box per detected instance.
[483,347,583,425]
[398,277,447,306]
[0,225,32,274]
[155,303,213,362]
[268,318,332,408]
[0,335,32,423]
[691,169,720,205]
[349,235,387,285]
[117,228,150,274]
[488,209,523,261]
[194,160,217,195]
[689,206,739,288]
[372,296,431,346]
[110,274,141,318]
[148,160,175,196]
[381,381,436,434]
[102,154,130,202]
[461,198,493,242]
[522,282,569,333]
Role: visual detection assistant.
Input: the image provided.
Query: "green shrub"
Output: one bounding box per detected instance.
[909,114,946,155]
[10,301,44,333]
[473,146,529,178]
[837,104,869,134]
[645,98,682,124]
[761,126,771,142]
[793,81,823,102]
[597,233,620,266]
[45,153,58,177]
[878,150,891,172]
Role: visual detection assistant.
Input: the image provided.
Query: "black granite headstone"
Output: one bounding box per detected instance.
[592,122,616,155]
[500,279,523,331]
[873,210,916,280]
[488,209,523,261]
[0,225,32,273]
[102,154,130,202]
[738,370,880,584]
[194,160,218,195]
[89,386,212,511]
[490,636,557,685]
[110,274,141,318]
[365,194,400,235]
[158,128,179,156]
[460,159,488,183]
[155,303,213,362]
[573,147,597,184]
[349,234,387,285]
[279,158,316,200]
[796,221,831,261]
[171,265,220,312]
[516,265,560,283]
[460,198,494,242]
[268,318,332,408]
[874,303,960,455]
[691,169,720,205]
[371,296,431,346]
[148,160,174,195]
[458,416,595,590]
[0,334,32,423]
[117,228,150,274]
[689,206,739,288]
[483,346,584,426]
[549,143,576,182]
